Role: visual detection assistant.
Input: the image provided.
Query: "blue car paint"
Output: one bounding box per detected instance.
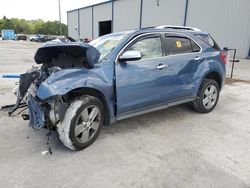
[32,28,225,127]
[36,59,116,122]
[37,64,114,100]
[116,57,174,114]
[27,96,45,129]
[192,51,226,94]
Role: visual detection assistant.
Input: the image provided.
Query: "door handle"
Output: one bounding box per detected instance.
[194,56,202,61]
[156,64,167,70]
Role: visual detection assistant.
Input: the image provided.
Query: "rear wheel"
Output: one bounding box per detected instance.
[57,96,104,150]
[192,79,219,113]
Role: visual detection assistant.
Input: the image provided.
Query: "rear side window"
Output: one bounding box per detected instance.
[165,36,200,55]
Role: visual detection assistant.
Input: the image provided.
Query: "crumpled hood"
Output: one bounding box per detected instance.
[34,42,100,68]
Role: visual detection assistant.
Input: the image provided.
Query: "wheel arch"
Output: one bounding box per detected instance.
[203,71,222,90]
[63,87,111,126]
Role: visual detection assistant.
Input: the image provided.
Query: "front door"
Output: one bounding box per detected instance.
[116,34,168,115]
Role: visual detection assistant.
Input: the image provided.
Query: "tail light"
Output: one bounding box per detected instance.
[220,51,227,64]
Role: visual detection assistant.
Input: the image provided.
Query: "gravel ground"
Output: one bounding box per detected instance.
[0,40,250,188]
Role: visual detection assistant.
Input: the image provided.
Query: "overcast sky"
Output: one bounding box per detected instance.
[0,0,109,24]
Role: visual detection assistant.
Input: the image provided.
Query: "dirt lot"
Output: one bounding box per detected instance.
[0,40,250,188]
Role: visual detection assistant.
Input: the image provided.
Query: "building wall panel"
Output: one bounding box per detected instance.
[79,7,93,39]
[67,11,79,40]
[93,2,112,38]
[113,0,141,32]
[142,0,186,27]
[68,0,250,58]
[186,0,250,58]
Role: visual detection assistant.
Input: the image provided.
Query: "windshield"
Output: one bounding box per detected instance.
[89,32,131,61]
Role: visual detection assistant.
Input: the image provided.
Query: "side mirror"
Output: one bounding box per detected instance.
[119,50,142,62]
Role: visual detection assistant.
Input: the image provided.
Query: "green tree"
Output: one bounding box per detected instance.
[0,16,67,35]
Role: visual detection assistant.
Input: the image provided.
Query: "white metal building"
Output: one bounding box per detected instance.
[67,0,250,58]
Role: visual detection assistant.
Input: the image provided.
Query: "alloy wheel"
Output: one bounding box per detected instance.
[202,85,218,109]
[74,105,101,144]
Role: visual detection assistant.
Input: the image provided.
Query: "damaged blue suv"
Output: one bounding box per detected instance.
[12,26,226,150]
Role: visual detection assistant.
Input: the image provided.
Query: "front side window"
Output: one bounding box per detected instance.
[127,36,163,60]
[166,36,200,55]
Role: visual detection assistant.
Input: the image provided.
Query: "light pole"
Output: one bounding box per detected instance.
[58,0,62,36]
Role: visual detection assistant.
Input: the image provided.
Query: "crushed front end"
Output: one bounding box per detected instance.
[26,90,68,130]
[9,42,100,130]
[10,67,66,130]
[27,94,45,129]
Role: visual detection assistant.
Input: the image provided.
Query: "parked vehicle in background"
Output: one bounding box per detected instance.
[12,25,226,151]
[16,34,28,41]
[29,34,43,41]
[1,29,15,40]
[41,35,57,42]
[83,38,92,43]
[29,34,57,42]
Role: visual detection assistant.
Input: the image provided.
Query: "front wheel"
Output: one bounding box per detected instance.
[192,79,219,113]
[57,96,104,150]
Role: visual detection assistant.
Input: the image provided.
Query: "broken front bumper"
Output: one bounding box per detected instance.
[27,95,45,129]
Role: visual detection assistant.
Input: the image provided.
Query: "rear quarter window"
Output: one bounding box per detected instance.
[195,34,220,50]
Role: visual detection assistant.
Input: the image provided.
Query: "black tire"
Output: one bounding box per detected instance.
[57,96,104,150]
[192,79,219,113]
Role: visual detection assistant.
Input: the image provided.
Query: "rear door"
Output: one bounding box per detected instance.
[162,33,202,102]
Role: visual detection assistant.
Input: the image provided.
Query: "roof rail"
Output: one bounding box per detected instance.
[140,26,155,30]
[155,25,201,32]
